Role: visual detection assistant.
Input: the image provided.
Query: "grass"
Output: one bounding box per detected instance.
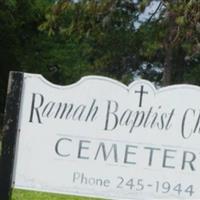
[12,189,102,200]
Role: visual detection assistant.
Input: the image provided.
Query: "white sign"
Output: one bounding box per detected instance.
[13,73,200,199]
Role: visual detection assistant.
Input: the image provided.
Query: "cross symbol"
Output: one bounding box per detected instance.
[135,85,148,107]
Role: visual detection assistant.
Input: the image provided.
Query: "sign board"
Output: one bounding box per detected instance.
[2,72,200,199]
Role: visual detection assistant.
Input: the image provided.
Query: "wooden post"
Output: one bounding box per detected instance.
[0,72,24,200]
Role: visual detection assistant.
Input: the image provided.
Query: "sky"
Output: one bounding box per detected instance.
[139,1,161,21]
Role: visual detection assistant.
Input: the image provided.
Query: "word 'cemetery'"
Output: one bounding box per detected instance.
[55,137,197,171]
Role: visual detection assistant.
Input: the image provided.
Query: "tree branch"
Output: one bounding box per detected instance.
[147,1,163,23]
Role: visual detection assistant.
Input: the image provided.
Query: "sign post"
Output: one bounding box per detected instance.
[0,72,24,200]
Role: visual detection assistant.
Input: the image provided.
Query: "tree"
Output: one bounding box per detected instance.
[0,0,20,121]
[0,0,92,125]
[42,0,200,85]
[40,0,143,83]
[0,0,200,125]
[137,0,200,85]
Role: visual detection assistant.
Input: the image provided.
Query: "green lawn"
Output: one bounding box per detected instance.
[12,189,102,200]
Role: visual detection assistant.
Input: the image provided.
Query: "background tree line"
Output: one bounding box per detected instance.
[0,0,199,128]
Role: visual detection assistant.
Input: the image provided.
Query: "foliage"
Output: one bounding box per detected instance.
[0,0,91,119]
[162,0,200,84]
[42,0,200,85]
[0,0,200,122]
[40,0,142,83]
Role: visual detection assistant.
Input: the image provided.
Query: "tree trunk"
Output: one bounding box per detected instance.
[161,7,177,86]
[162,44,173,86]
